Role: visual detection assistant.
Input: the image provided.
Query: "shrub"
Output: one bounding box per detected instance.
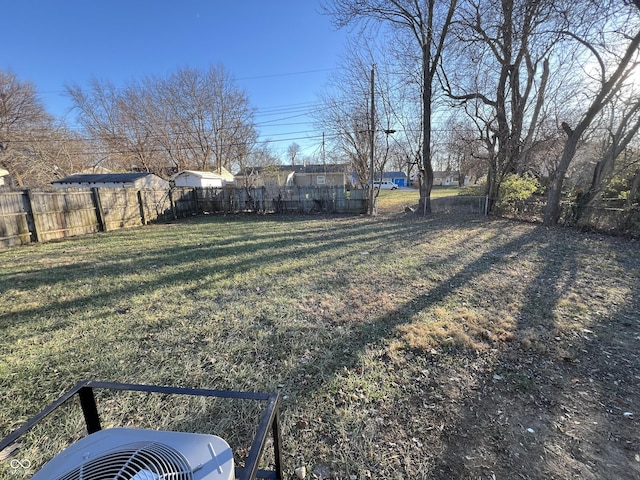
[458,185,486,196]
[496,174,541,212]
[603,174,632,200]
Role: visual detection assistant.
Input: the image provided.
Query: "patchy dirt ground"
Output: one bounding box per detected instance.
[293,326,639,480]
[393,324,640,480]
[413,233,640,480]
[281,216,640,480]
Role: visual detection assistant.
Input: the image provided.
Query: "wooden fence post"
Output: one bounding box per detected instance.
[92,188,107,231]
[137,190,147,225]
[168,188,177,219]
[24,189,39,243]
[193,188,199,214]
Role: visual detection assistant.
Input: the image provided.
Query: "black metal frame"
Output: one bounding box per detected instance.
[0,380,283,480]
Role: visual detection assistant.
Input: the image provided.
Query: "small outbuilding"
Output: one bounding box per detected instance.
[52,173,169,189]
[172,169,234,188]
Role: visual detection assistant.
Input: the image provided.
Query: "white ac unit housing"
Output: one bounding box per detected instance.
[30,427,234,480]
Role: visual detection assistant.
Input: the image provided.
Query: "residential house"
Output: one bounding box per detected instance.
[289,164,350,187]
[410,171,471,188]
[52,172,169,189]
[381,171,407,187]
[433,171,459,186]
[235,164,351,188]
[234,165,291,188]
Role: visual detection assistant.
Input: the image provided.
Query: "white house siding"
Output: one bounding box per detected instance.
[0,168,9,186]
[173,172,224,188]
[172,169,234,188]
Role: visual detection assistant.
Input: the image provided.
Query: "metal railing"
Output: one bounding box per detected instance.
[0,380,283,480]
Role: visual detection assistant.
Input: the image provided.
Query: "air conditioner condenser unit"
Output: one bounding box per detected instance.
[30,427,234,480]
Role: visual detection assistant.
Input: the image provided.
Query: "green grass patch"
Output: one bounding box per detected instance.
[1,210,638,478]
[376,187,461,214]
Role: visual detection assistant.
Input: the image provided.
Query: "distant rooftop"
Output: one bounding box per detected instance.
[382,171,407,179]
[52,173,155,184]
[235,163,350,176]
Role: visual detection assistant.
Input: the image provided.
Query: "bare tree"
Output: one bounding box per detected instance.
[287,142,301,167]
[575,90,640,214]
[19,124,97,186]
[440,0,562,211]
[316,41,375,188]
[318,90,372,188]
[67,78,162,174]
[158,65,256,173]
[0,70,94,188]
[317,34,424,196]
[544,2,640,224]
[234,141,279,189]
[441,115,489,186]
[324,0,458,214]
[67,65,257,177]
[0,71,54,186]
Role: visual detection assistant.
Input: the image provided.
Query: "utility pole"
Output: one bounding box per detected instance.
[369,65,375,216]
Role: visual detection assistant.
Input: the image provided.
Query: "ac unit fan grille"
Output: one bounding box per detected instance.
[54,441,194,480]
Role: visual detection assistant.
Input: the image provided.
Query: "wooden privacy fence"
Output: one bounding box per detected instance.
[0,186,367,248]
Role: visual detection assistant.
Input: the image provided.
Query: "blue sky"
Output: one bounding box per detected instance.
[2,1,348,159]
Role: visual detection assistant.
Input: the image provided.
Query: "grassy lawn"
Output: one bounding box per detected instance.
[1,202,639,479]
[375,187,461,214]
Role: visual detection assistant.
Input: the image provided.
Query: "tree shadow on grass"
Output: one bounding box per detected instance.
[170,218,551,477]
[426,230,582,479]
[0,217,399,333]
[0,214,480,340]
[8,214,636,479]
[418,231,640,479]
[1,214,480,423]
[195,222,638,479]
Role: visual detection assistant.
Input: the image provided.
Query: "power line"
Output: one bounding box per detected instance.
[236,68,340,81]
[255,112,315,126]
[254,105,322,119]
[27,68,342,97]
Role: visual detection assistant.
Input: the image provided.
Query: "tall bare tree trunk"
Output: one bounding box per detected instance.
[544,127,581,224]
[628,168,640,208]
[324,0,456,217]
[420,42,434,215]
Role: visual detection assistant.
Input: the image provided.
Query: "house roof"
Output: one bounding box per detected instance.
[298,164,350,174]
[52,173,156,184]
[382,171,407,179]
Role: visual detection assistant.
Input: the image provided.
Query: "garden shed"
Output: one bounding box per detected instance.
[172,169,234,188]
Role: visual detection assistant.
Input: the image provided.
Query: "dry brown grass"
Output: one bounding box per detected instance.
[1,209,639,479]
